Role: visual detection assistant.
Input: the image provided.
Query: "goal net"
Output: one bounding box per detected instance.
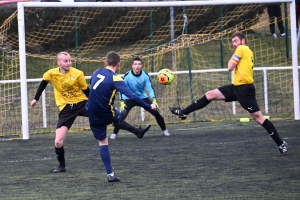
[0,0,298,139]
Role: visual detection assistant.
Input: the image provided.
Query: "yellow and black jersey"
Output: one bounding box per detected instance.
[43,67,88,110]
[231,45,254,86]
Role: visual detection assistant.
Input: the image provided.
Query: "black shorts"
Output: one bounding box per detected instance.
[57,100,88,129]
[218,84,260,113]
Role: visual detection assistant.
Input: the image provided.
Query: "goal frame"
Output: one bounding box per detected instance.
[17,0,298,139]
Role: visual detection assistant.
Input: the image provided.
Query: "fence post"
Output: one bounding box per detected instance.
[263,68,269,114]
[42,91,47,128]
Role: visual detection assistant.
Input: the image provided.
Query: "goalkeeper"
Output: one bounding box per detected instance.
[110,57,170,139]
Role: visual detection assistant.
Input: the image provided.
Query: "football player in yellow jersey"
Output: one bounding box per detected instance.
[31,52,89,173]
[31,52,152,174]
[168,32,287,156]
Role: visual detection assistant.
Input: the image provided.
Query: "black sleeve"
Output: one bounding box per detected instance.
[34,80,49,101]
[82,87,90,97]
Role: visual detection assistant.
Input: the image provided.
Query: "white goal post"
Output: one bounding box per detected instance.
[17,0,299,140]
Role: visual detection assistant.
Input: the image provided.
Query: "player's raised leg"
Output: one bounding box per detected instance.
[115,121,151,139]
[111,109,151,139]
[168,89,225,120]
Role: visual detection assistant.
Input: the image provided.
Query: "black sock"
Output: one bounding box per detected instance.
[55,146,65,167]
[182,95,211,115]
[262,119,283,146]
[113,126,119,135]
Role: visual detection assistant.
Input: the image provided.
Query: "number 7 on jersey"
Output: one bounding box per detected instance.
[92,74,105,90]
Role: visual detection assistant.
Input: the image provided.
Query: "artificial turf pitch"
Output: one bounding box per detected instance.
[0,120,299,200]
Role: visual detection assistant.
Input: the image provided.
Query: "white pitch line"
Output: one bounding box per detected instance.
[176,124,235,131]
[0,153,96,163]
[0,136,293,164]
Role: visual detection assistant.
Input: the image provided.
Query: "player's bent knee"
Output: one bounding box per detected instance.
[250,115,263,125]
[205,91,215,100]
[250,111,265,125]
[99,138,108,146]
[55,141,64,148]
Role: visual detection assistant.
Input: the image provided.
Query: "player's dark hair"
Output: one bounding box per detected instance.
[132,57,142,64]
[106,51,120,66]
[231,32,247,43]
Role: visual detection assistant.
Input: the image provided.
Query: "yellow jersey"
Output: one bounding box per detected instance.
[43,67,88,110]
[231,45,254,86]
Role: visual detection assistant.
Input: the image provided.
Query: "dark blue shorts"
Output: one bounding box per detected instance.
[89,122,109,141]
[89,108,123,141]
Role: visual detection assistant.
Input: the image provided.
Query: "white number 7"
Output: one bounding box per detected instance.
[92,74,105,90]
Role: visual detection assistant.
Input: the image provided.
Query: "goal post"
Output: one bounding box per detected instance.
[5,0,297,139]
[288,0,300,121]
[18,2,29,139]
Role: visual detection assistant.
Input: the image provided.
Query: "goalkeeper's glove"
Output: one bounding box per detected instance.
[152,98,159,110]
[120,100,126,110]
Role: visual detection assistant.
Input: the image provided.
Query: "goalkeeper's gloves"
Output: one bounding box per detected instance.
[152,98,159,110]
[120,100,126,110]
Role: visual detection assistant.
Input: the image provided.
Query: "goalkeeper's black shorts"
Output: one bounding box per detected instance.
[218,84,260,113]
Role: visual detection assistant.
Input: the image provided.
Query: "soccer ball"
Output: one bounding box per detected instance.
[157,69,174,85]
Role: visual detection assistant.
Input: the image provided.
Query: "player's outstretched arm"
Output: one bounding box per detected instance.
[31,80,49,107]
[144,73,156,98]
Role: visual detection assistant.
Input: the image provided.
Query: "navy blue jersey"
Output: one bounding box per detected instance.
[121,70,156,100]
[87,68,152,121]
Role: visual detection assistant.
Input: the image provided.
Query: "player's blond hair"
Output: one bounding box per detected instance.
[57,51,70,61]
